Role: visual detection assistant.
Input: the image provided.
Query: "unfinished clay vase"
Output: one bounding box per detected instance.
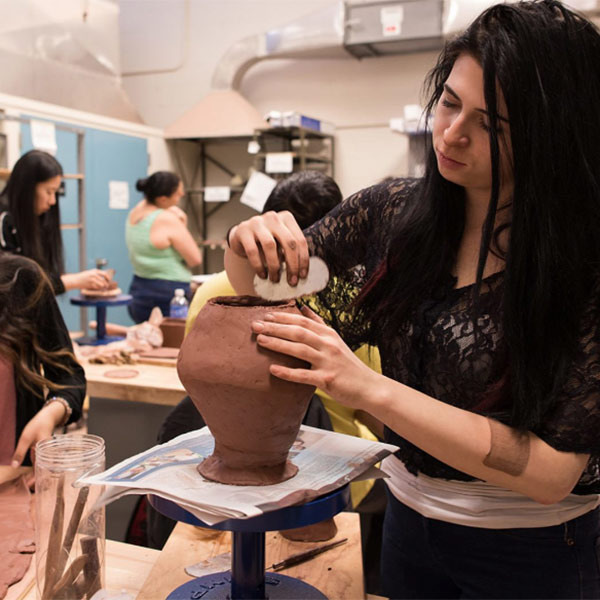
[177,295,315,486]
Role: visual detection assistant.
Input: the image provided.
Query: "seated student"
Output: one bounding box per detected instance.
[126,171,202,323]
[0,150,111,295]
[158,170,346,452]
[0,252,85,468]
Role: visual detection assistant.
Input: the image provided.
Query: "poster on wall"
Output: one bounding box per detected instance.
[240,171,277,213]
[30,120,57,156]
[109,180,130,209]
[265,152,293,174]
[204,186,231,202]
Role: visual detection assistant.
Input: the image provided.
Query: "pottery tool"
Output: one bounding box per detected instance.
[185,552,232,577]
[267,537,348,572]
[253,256,329,301]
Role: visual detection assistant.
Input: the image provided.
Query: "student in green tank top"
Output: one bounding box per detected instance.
[125,171,202,322]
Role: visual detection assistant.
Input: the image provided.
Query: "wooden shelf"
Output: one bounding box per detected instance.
[256,152,331,162]
[255,126,333,139]
[60,223,83,230]
[0,168,83,181]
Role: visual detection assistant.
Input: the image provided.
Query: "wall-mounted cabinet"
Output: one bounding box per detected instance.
[169,127,335,274]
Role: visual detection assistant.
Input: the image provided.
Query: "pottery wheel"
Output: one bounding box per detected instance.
[81,287,122,298]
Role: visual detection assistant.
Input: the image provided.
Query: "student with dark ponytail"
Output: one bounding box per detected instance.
[125,171,202,322]
[225,1,600,597]
[0,149,110,294]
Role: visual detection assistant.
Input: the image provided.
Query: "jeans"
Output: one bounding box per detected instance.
[381,487,600,599]
[127,275,190,324]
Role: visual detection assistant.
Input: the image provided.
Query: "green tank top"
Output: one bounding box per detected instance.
[125,209,192,282]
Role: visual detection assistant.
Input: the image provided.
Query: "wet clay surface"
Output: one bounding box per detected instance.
[279,517,338,542]
[179,296,315,485]
[0,475,35,599]
[197,455,298,486]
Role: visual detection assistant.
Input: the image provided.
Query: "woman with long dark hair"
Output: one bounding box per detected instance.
[0,253,85,467]
[225,1,600,597]
[125,170,202,323]
[0,149,110,294]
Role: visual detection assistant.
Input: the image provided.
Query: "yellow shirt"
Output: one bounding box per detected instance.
[184,270,382,507]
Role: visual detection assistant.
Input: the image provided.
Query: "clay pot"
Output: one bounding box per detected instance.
[160,317,186,348]
[177,295,315,486]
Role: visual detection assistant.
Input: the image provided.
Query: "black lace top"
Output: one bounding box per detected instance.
[303,178,600,495]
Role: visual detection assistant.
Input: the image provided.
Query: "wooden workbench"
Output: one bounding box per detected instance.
[1,466,161,600]
[6,539,160,600]
[138,511,364,599]
[82,360,187,541]
[83,360,185,407]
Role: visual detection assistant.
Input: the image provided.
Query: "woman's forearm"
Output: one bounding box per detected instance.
[60,273,79,291]
[367,376,588,504]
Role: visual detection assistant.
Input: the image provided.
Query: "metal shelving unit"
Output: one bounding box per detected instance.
[252,126,335,179]
[168,126,335,272]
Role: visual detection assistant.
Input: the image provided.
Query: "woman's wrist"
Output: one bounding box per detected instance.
[43,396,72,427]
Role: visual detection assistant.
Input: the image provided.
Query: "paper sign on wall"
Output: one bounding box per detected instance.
[30,120,57,156]
[381,6,404,37]
[204,186,231,202]
[109,181,130,210]
[240,171,277,213]
[265,152,293,174]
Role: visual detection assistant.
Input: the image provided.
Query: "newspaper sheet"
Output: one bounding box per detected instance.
[78,425,398,525]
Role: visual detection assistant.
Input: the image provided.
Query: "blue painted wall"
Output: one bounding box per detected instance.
[21,120,148,331]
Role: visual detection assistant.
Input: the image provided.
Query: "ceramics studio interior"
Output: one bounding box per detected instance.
[5,0,600,599]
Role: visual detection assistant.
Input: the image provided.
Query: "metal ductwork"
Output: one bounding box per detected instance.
[165,0,495,138]
[165,0,600,138]
[210,0,516,93]
[0,0,143,123]
[210,2,348,92]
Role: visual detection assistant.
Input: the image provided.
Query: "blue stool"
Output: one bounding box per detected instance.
[149,484,350,599]
[70,294,132,345]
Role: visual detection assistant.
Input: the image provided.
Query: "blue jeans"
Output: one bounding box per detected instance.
[127,275,190,324]
[381,487,600,599]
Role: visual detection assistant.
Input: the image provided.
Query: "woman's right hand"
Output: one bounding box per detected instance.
[228,211,309,286]
[76,269,111,290]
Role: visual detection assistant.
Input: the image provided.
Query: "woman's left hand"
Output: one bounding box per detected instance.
[251,305,379,408]
[10,402,65,468]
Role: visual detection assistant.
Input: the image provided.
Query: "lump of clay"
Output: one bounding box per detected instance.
[178,296,315,486]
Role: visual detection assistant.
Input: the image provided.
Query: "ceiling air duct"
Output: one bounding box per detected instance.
[169,0,592,138]
[0,0,142,122]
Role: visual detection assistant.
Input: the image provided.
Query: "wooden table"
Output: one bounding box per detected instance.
[138,511,364,599]
[82,360,187,541]
[84,360,185,407]
[6,539,160,600]
[2,467,161,600]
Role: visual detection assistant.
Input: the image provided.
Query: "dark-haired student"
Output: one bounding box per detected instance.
[225,1,600,597]
[0,149,110,294]
[0,252,85,467]
[125,171,202,323]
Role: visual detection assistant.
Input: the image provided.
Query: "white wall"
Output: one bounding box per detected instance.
[120,0,439,197]
[119,0,439,270]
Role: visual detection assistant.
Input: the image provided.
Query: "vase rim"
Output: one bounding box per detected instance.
[209,295,296,308]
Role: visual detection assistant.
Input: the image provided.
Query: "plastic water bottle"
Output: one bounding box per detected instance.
[169,288,189,318]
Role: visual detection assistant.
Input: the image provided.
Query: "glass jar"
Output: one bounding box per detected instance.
[35,434,105,600]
